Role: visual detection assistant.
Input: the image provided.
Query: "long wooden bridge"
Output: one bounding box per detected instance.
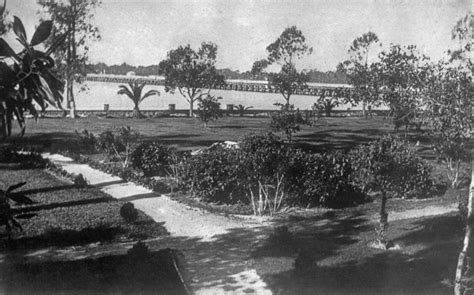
[86,74,352,97]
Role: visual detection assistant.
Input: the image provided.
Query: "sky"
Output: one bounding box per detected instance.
[4,0,471,72]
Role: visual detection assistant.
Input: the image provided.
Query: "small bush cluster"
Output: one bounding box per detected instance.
[270,104,309,142]
[96,126,139,168]
[349,135,433,199]
[75,129,99,154]
[179,145,241,203]
[175,133,435,214]
[131,142,177,176]
[286,151,367,208]
[176,133,366,212]
[120,202,139,223]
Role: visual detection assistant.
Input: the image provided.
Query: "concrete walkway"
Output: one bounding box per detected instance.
[42,153,273,295]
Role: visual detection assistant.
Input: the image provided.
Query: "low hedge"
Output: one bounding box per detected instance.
[131,142,177,177]
[176,133,368,209]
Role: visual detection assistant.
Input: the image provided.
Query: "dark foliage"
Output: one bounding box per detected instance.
[75,129,99,154]
[0,4,64,138]
[0,147,47,168]
[270,104,309,142]
[179,145,242,203]
[349,135,434,199]
[285,150,368,208]
[120,202,138,223]
[131,142,177,176]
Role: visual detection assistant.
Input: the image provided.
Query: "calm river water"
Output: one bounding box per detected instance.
[73,81,364,111]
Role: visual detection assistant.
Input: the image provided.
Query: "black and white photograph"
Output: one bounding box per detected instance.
[0,0,472,294]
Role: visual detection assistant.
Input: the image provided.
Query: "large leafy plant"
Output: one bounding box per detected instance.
[0,2,64,138]
[0,182,35,239]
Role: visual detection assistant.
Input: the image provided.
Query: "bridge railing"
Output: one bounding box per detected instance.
[85,74,353,97]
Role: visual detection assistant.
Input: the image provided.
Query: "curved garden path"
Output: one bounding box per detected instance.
[43,153,273,294]
[42,153,458,294]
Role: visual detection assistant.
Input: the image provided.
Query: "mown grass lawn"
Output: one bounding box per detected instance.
[0,168,168,249]
[7,116,398,152]
[0,167,188,294]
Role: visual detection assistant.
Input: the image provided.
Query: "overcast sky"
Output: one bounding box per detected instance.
[6,0,471,72]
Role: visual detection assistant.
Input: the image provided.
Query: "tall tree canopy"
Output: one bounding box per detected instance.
[449,13,472,64]
[377,44,430,131]
[38,0,101,118]
[251,26,312,108]
[158,42,225,117]
[337,31,381,118]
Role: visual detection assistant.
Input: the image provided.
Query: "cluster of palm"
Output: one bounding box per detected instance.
[0,0,65,139]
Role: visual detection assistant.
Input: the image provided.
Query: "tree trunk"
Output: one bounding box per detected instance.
[454,157,473,295]
[0,105,6,140]
[325,108,331,117]
[133,105,141,119]
[362,100,367,118]
[67,6,76,119]
[377,191,389,249]
[189,101,194,117]
[67,81,76,118]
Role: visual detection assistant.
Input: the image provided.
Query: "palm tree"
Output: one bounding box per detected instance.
[117,82,160,118]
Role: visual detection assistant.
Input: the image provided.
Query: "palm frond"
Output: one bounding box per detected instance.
[140,89,160,102]
[117,84,134,98]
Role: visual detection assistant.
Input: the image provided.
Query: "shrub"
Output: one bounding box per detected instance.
[270,104,309,142]
[75,129,99,154]
[131,142,177,176]
[120,202,138,223]
[74,174,88,187]
[237,133,290,215]
[97,126,139,168]
[286,151,367,208]
[238,132,287,182]
[178,145,242,203]
[349,135,434,199]
[177,132,369,214]
[196,94,222,128]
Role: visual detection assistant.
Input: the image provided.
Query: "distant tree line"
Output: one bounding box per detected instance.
[87,63,347,84]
